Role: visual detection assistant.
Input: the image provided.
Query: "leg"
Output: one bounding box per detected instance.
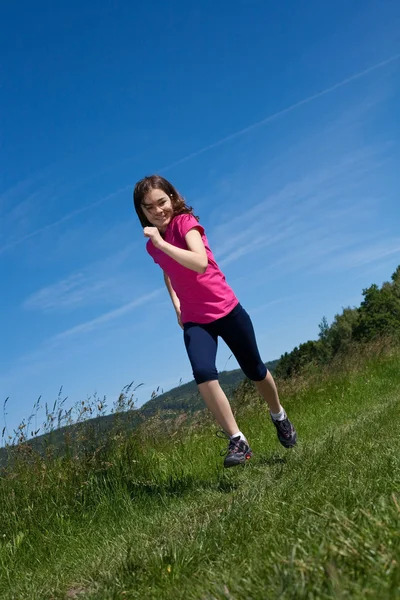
[219,305,283,412]
[220,305,297,447]
[254,371,282,414]
[183,323,240,436]
[198,380,239,437]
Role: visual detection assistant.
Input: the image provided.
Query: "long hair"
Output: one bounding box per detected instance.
[133,175,199,227]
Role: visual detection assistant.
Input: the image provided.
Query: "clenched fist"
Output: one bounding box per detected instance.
[144,227,164,249]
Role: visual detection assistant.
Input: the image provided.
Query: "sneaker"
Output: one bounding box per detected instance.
[271,414,297,448]
[217,431,252,468]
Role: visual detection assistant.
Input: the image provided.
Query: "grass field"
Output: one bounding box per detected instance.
[1,346,399,599]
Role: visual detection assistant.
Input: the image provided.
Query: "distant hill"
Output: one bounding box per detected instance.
[140,360,278,415]
[141,368,242,415]
[0,360,278,468]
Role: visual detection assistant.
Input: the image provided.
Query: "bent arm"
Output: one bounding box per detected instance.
[158,228,208,274]
[163,271,181,313]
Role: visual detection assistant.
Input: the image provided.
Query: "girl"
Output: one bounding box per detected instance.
[133,175,297,468]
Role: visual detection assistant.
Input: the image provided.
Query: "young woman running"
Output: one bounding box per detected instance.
[133,175,297,467]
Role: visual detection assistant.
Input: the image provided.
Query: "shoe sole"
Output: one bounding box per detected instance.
[271,418,298,449]
[279,432,298,448]
[224,451,252,468]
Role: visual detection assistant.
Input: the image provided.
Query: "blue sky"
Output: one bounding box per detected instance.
[1,0,400,437]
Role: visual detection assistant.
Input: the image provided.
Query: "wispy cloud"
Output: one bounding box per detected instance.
[249,297,290,315]
[49,288,163,341]
[1,53,398,256]
[0,177,39,213]
[212,141,389,271]
[23,273,112,312]
[158,53,400,173]
[22,242,138,313]
[0,183,55,243]
[0,288,163,401]
[0,185,132,255]
[218,228,296,268]
[319,240,400,272]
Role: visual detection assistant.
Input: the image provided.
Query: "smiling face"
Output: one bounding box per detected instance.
[141,187,174,233]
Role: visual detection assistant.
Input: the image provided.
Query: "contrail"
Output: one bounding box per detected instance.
[2,52,399,254]
[0,185,132,254]
[51,288,163,341]
[159,52,400,172]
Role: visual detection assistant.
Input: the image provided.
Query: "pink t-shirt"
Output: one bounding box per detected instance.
[146,214,238,324]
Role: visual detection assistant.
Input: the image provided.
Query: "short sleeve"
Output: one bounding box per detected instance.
[175,214,205,239]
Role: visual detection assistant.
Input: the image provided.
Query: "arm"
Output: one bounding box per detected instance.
[163,271,180,312]
[163,271,183,329]
[144,227,208,274]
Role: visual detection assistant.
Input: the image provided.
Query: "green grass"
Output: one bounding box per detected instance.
[1,350,400,599]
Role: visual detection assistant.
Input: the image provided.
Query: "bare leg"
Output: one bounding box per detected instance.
[198,380,239,436]
[254,370,283,414]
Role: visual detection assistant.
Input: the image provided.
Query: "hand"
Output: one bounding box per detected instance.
[144,226,164,249]
[176,310,183,330]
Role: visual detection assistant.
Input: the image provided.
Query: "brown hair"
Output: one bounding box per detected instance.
[133,175,199,227]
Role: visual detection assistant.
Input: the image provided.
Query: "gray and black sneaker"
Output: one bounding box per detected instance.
[217,431,252,468]
[271,414,297,448]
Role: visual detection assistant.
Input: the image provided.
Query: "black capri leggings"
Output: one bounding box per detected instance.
[183,303,268,385]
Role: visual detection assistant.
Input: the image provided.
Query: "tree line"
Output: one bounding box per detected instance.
[275,265,400,379]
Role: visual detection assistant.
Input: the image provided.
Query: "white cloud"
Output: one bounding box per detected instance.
[51,288,163,341]
[0,287,164,394]
[22,242,138,312]
[23,273,113,312]
[0,178,37,213]
[249,297,290,315]
[320,240,400,272]
[210,143,389,272]
[158,53,400,173]
[2,53,398,256]
[0,185,132,254]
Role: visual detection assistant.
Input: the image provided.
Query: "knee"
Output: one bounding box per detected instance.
[242,364,268,382]
[193,366,218,385]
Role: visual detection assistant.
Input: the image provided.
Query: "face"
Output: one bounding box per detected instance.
[141,188,174,232]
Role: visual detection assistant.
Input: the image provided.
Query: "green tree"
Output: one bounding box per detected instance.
[275,265,400,379]
[354,267,400,341]
[328,307,359,354]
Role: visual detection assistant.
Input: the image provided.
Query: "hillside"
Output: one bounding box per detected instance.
[1,347,399,598]
[140,360,279,415]
[0,360,278,468]
[1,264,400,597]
